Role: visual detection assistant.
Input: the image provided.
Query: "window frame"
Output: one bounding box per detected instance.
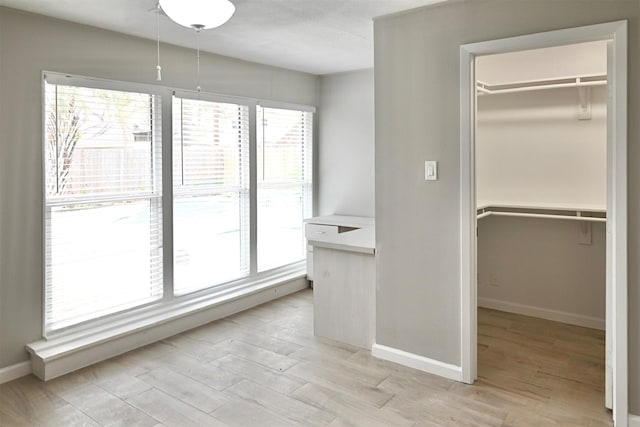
[41,72,316,338]
[171,94,252,294]
[42,73,168,336]
[256,104,314,272]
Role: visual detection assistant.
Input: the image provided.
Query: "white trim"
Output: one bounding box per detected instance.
[172,90,317,113]
[478,297,605,330]
[372,343,463,382]
[43,71,318,112]
[477,210,606,223]
[476,74,607,95]
[44,263,302,341]
[27,273,308,381]
[606,36,615,411]
[610,22,629,427]
[459,41,477,385]
[249,102,258,276]
[41,73,48,338]
[460,20,627,427]
[172,89,258,107]
[257,100,316,113]
[0,361,32,384]
[44,71,167,96]
[628,414,640,427]
[477,201,606,212]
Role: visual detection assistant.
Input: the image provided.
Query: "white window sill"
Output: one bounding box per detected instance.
[26,263,308,380]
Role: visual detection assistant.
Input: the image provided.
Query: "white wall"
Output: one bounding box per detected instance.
[476,43,607,208]
[373,0,640,411]
[476,87,607,207]
[318,70,375,217]
[0,7,319,370]
[476,40,608,84]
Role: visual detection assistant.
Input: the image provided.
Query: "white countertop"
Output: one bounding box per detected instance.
[305,215,375,254]
[305,215,375,228]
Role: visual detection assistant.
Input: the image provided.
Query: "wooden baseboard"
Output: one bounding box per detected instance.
[0,361,31,384]
[478,297,605,330]
[372,343,462,382]
[629,414,640,427]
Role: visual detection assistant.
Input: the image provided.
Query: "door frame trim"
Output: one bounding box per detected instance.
[459,20,628,426]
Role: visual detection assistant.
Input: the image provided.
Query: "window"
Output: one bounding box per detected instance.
[44,79,163,333]
[43,74,314,335]
[172,97,250,294]
[257,106,313,271]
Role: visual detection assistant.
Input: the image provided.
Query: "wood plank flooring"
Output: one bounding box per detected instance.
[0,289,611,426]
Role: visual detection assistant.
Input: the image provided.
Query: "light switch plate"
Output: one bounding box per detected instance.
[425,161,438,181]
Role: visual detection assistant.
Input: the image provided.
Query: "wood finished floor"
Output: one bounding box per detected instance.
[0,289,611,426]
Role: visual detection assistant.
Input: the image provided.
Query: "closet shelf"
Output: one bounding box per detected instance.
[477,74,606,95]
[477,204,606,223]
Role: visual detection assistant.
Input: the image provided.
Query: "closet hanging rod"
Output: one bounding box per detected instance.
[477,211,606,223]
[477,74,607,95]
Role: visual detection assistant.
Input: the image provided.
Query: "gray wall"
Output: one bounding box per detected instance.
[374,0,639,412]
[318,70,375,217]
[0,7,319,369]
[478,217,606,323]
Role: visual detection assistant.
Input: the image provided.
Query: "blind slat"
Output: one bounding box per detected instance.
[173,97,250,295]
[257,106,313,272]
[44,82,163,333]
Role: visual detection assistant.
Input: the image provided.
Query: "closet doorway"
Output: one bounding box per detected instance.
[476,40,609,421]
[459,21,628,426]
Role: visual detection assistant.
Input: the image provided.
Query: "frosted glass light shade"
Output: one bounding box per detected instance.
[160,0,235,30]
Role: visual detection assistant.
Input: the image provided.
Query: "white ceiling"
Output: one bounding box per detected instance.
[0,0,447,75]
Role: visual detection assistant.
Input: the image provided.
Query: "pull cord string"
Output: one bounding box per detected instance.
[196,28,202,92]
[156,3,162,81]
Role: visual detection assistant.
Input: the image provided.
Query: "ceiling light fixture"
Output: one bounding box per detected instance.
[159,0,236,30]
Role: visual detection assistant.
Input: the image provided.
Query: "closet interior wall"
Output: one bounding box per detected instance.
[476,42,607,329]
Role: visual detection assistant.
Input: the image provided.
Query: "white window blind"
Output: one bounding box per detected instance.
[44,81,163,334]
[173,97,250,294]
[257,106,313,271]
